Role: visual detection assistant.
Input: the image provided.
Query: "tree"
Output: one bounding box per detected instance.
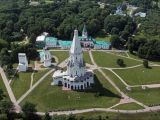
[0,89,4,100]
[24,0,30,6]
[110,35,121,49]
[22,102,37,114]
[143,59,149,68]
[117,59,125,67]
[0,100,13,113]
[22,102,39,120]
[43,112,51,120]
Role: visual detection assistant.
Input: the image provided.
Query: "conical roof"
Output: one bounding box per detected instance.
[70,30,82,54]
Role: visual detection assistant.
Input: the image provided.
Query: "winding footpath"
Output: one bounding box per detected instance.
[1,50,160,116]
[0,67,21,112]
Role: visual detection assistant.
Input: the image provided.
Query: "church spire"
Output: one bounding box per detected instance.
[82,24,88,39]
[70,29,82,54]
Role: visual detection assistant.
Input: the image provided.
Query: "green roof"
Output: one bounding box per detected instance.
[95,41,111,46]
[45,37,57,43]
[59,40,72,47]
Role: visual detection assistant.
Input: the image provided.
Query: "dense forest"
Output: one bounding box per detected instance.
[0,0,159,66]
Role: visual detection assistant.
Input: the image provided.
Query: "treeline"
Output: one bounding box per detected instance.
[128,37,160,60]
[0,0,115,43]
[0,44,38,77]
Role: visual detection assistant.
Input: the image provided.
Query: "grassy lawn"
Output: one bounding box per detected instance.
[51,51,69,63]
[102,69,160,107]
[95,35,111,42]
[21,70,120,112]
[114,66,160,85]
[76,111,160,120]
[113,103,144,110]
[110,51,128,57]
[102,69,127,91]
[127,88,160,106]
[83,52,92,65]
[11,72,32,100]
[33,69,50,85]
[0,75,9,100]
[92,51,141,68]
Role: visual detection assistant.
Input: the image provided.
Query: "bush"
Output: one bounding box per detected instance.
[143,59,149,68]
[117,59,125,67]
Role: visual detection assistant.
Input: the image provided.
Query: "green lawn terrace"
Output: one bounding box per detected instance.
[76,111,160,120]
[92,51,141,68]
[102,69,160,107]
[113,103,144,110]
[114,66,160,85]
[20,70,120,112]
[10,72,32,99]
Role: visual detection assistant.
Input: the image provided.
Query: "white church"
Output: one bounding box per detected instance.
[52,30,94,90]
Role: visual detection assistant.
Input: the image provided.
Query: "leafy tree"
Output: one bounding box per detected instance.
[143,59,149,68]
[43,112,51,120]
[0,100,13,113]
[22,102,37,113]
[110,35,121,49]
[22,102,39,120]
[0,89,4,100]
[117,59,125,67]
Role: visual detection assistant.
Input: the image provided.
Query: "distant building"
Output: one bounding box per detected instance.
[94,41,111,49]
[79,25,95,48]
[52,30,94,90]
[18,53,28,72]
[35,25,111,50]
[135,12,146,18]
[114,6,126,16]
[39,48,52,67]
[45,37,58,48]
[36,32,49,48]
[59,40,72,49]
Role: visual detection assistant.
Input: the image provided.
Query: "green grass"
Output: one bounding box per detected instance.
[113,103,144,110]
[127,88,160,106]
[33,69,50,85]
[114,66,160,85]
[76,111,160,120]
[95,35,111,42]
[110,51,128,57]
[51,51,69,63]
[102,69,160,107]
[92,51,141,68]
[0,75,9,100]
[83,52,92,65]
[11,72,32,99]
[102,69,126,91]
[21,70,120,112]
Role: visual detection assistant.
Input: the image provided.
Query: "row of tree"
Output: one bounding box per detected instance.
[128,37,160,60]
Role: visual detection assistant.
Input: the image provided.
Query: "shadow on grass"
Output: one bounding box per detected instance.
[79,75,121,99]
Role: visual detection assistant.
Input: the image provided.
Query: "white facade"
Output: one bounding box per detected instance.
[80,25,94,48]
[52,30,94,90]
[18,53,28,72]
[42,48,52,67]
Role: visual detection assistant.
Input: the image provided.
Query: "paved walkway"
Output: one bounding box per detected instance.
[0,67,21,112]
[36,106,160,116]
[17,59,67,104]
[89,51,148,109]
[1,50,160,115]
